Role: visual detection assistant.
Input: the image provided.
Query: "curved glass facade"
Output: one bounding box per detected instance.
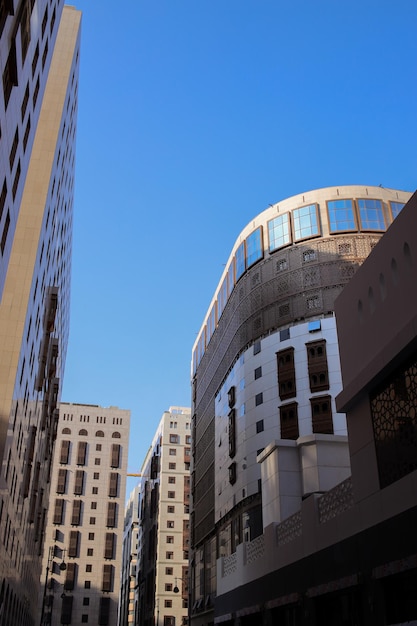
[192,186,412,373]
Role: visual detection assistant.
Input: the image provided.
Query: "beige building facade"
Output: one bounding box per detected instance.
[137,407,191,626]
[190,185,412,626]
[39,402,130,626]
[0,4,81,625]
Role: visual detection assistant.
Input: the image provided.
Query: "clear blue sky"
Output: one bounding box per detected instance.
[62,0,417,494]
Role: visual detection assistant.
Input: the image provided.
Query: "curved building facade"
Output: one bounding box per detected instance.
[190,185,411,626]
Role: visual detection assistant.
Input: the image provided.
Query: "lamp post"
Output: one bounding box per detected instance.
[173,576,190,626]
[39,546,67,626]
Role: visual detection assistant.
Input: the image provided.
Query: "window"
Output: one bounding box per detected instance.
[53,499,64,525]
[87,549,93,557]
[277,347,296,400]
[90,517,96,525]
[166,552,173,559]
[235,241,246,280]
[164,600,173,608]
[74,470,85,495]
[166,567,173,575]
[71,500,82,526]
[256,420,264,433]
[104,533,115,559]
[246,227,263,267]
[56,469,67,494]
[3,40,18,108]
[168,476,176,484]
[228,409,236,458]
[254,366,262,380]
[83,598,90,606]
[327,199,356,232]
[88,533,94,540]
[302,249,316,263]
[307,340,329,392]
[102,564,114,592]
[280,403,299,439]
[107,502,117,528]
[268,213,291,252]
[64,563,76,591]
[92,487,98,495]
[228,386,236,408]
[86,564,92,572]
[93,473,99,480]
[169,434,179,444]
[186,435,191,444]
[166,536,174,544]
[229,462,237,485]
[358,198,385,230]
[68,531,79,558]
[94,458,101,466]
[95,430,104,437]
[91,502,97,510]
[111,443,120,468]
[167,506,175,513]
[169,448,176,456]
[167,521,174,528]
[165,583,173,592]
[293,204,320,240]
[169,463,176,470]
[85,581,91,589]
[77,441,87,465]
[255,393,263,406]
[108,473,119,497]
[311,396,333,434]
[168,491,175,499]
[253,340,261,355]
[390,201,405,219]
[96,444,102,451]
[81,615,88,623]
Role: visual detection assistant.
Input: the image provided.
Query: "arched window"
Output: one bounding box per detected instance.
[79,429,88,436]
[112,432,121,439]
[62,428,71,435]
[95,430,105,437]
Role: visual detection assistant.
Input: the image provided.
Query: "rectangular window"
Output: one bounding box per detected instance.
[166,567,173,575]
[256,420,264,433]
[246,227,263,267]
[99,597,111,625]
[111,443,120,468]
[255,392,263,406]
[53,499,64,525]
[64,563,76,591]
[9,128,18,168]
[235,241,246,281]
[74,470,85,495]
[68,530,79,558]
[280,403,299,440]
[254,366,262,380]
[292,204,320,240]
[167,506,175,513]
[166,536,174,543]
[277,347,296,400]
[3,40,18,108]
[102,564,114,592]
[168,476,175,484]
[108,473,119,497]
[390,201,405,219]
[169,434,179,444]
[56,468,67,494]
[107,502,117,528]
[228,386,236,408]
[253,340,261,355]
[358,198,385,230]
[229,462,237,485]
[311,395,333,434]
[327,199,356,232]
[71,500,82,526]
[306,340,329,392]
[61,596,73,623]
[166,552,173,560]
[104,533,115,559]
[77,441,87,465]
[228,409,236,458]
[268,213,291,252]
[168,491,175,499]
[169,462,176,470]
[169,448,176,456]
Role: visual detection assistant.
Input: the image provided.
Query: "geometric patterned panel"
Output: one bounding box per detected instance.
[371,352,417,488]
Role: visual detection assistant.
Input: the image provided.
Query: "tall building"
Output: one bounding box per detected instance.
[39,402,130,626]
[190,185,412,626]
[0,4,81,625]
[137,407,191,626]
[119,485,140,626]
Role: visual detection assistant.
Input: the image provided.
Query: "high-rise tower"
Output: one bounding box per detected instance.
[0,4,81,625]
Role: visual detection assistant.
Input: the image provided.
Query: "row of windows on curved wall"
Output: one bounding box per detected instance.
[193,198,405,374]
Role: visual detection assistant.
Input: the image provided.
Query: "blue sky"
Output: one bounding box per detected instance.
[62,0,417,494]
